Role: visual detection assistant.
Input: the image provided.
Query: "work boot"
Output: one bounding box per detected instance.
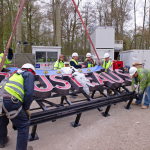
[0,143,5,148]
[0,136,9,148]
[141,105,148,109]
[27,146,33,150]
[132,102,141,106]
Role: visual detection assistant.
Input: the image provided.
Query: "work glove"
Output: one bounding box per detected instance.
[136,94,142,101]
[8,48,13,55]
[132,91,141,100]
[132,91,136,94]
[25,110,31,119]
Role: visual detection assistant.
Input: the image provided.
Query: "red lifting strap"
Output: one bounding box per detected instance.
[0,0,27,72]
[72,0,102,66]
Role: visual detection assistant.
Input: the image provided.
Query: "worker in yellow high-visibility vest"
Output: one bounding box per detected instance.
[69,52,85,69]
[102,53,113,73]
[83,53,97,68]
[0,63,35,150]
[0,48,13,71]
[100,53,113,96]
[54,54,65,70]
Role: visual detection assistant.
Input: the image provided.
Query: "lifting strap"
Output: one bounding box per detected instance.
[2,104,22,119]
[0,78,9,116]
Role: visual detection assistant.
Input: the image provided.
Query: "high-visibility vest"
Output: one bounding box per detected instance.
[102,60,112,73]
[69,59,79,67]
[38,58,44,62]
[0,53,12,69]
[54,60,65,70]
[47,58,50,62]
[132,68,150,94]
[4,73,24,102]
[85,59,96,68]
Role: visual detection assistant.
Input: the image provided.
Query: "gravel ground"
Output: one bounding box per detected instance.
[2,88,150,150]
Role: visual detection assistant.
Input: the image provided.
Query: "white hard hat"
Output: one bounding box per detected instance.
[129,67,137,76]
[72,52,78,57]
[21,63,36,73]
[104,53,110,58]
[86,53,91,57]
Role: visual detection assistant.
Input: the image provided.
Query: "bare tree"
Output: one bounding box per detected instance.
[134,0,136,49]
[56,0,61,46]
[16,0,22,53]
[140,0,146,49]
[0,0,3,52]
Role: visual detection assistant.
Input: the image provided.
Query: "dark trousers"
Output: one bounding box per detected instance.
[0,98,30,150]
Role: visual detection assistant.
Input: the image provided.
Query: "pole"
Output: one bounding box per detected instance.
[72,0,102,66]
[0,0,26,71]
[56,0,61,46]
[134,0,136,49]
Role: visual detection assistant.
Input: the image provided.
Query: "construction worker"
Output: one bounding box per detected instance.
[100,53,113,96]
[54,54,65,70]
[102,53,113,73]
[38,57,44,62]
[51,57,54,62]
[0,48,13,70]
[47,58,51,62]
[69,52,85,69]
[0,63,35,150]
[83,53,97,68]
[129,67,150,109]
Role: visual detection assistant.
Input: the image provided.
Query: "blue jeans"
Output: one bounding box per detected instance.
[136,85,150,107]
[0,98,30,150]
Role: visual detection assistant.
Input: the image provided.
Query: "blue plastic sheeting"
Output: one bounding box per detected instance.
[7,65,103,75]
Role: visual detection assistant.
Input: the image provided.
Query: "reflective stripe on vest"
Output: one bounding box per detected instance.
[4,73,24,102]
[139,70,148,82]
[69,59,79,66]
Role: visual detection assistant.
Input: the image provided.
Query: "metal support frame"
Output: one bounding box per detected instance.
[91,90,96,99]
[28,88,136,141]
[102,105,111,117]
[83,92,103,111]
[71,113,82,127]
[60,96,64,106]
[125,98,133,110]
[64,96,72,105]
[28,125,39,141]
[36,100,48,111]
